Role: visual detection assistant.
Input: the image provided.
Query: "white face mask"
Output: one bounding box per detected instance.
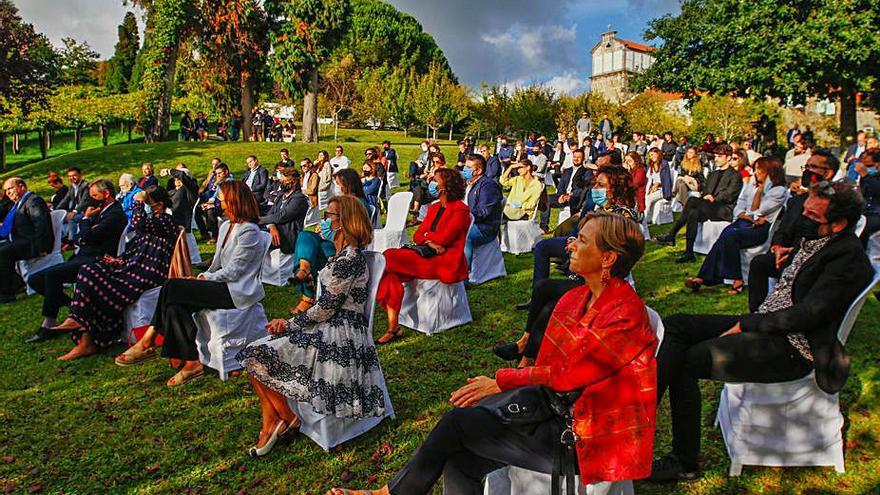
[276,171,284,180]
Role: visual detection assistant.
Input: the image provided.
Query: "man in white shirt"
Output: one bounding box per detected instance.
[576,112,592,149]
[330,145,350,173]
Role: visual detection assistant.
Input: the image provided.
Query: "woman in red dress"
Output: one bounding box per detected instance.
[375,168,470,343]
[328,212,656,495]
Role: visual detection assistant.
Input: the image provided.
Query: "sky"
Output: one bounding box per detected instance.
[14,0,680,95]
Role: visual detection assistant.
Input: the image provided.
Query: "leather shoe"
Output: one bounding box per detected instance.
[492,343,522,361]
[654,234,675,246]
[25,327,54,343]
[515,299,531,311]
[0,294,16,304]
[676,253,697,263]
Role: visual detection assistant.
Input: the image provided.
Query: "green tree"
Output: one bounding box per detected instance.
[57,37,100,86]
[446,84,471,140]
[468,84,513,140]
[413,62,455,139]
[384,67,417,136]
[353,67,389,126]
[265,0,350,143]
[510,85,558,138]
[635,0,880,144]
[321,53,361,141]
[105,12,140,93]
[688,94,765,142]
[620,91,688,138]
[0,0,58,116]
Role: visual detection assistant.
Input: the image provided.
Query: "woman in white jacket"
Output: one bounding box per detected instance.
[116,180,268,387]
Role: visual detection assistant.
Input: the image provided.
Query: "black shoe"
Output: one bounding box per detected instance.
[675,253,697,263]
[493,343,522,361]
[647,454,700,483]
[515,300,531,311]
[25,327,54,343]
[0,294,16,304]
[654,233,676,246]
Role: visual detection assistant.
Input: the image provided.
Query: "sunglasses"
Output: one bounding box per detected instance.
[322,211,339,219]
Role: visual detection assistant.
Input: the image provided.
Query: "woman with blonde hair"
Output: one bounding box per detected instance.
[236,195,382,457]
[672,146,705,208]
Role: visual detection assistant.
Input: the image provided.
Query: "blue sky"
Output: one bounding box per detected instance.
[14,0,680,95]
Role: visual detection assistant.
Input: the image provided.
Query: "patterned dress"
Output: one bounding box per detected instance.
[69,203,178,346]
[237,246,387,419]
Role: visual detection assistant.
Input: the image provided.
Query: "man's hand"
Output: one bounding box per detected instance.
[774,246,794,268]
[84,206,101,219]
[559,194,571,204]
[133,191,146,202]
[266,318,288,335]
[720,322,742,338]
[66,211,75,221]
[703,194,716,202]
[753,216,767,226]
[269,224,281,247]
[450,376,501,408]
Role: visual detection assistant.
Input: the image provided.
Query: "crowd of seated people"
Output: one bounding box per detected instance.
[4,128,880,495]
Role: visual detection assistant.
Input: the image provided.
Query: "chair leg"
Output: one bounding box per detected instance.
[728,461,743,477]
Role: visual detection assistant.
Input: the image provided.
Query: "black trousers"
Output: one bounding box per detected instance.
[388,405,559,495]
[747,252,781,312]
[195,207,221,239]
[0,239,32,297]
[28,254,95,318]
[667,198,730,254]
[523,278,582,359]
[657,313,813,470]
[150,278,235,361]
[539,194,570,229]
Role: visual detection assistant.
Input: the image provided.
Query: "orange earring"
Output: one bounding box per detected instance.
[601,267,611,286]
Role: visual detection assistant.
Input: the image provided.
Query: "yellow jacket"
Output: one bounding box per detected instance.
[501,174,543,219]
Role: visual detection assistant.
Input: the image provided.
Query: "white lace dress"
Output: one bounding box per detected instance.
[236,246,386,419]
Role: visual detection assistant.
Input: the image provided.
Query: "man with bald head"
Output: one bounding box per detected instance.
[0,178,53,303]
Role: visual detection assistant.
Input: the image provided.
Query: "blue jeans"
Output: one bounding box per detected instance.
[697,218,769,284]
[464,225,496,268]
[294,232,336,298]
[531,236,568,291]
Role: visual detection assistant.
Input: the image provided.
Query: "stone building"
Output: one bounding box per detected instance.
[589,30,656,104]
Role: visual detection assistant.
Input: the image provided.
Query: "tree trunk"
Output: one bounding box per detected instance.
[74,127,82,151]
[47,129,52,150]
[403,126,408,138]
[432,127,438,140]
[241,73,255,142]
[426,125,429,139]
[101,123,109,146]
[39,128,48,160]
[148,46,180,142]
[301,68,320,143]
[127,121,133,143]
[449,123,454,141]
[0,133,6,170]
[12,133,19,154]
[838,83,858,147]
[334,111,339,143]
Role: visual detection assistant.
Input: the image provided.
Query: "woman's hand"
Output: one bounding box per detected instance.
[266,319,288,335]
[425,241,446,255]
[450,376,501,408]
[133,191,146,202]
[753,216,767,226]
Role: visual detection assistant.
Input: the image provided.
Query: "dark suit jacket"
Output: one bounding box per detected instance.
[486,155,502,181]
[770,193,807,248]
[558,166,590,209]
[50,185,69,210]
[466,175,503,238]
[76,202,127,258]
[60,181,97,214]
[703,167,743,219]
[741,233,872,393]
[259,188,309,254]
[13,192,54,257]
[244,166,270,205]
[169,183,197,233]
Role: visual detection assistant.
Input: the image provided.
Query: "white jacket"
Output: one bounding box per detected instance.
[201,221,268,308]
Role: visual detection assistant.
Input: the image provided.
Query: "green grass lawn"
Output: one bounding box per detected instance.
[0,139,878,494]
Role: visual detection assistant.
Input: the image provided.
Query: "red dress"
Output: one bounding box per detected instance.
[495,279,657,484]
[377,200,471,310]
[631,166,648,213]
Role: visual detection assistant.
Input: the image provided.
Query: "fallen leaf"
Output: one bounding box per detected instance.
[145,462,160,473]
[340,469,353,482]
[27,485,42,494]
[2,456,13,464]
[4,483,17,494]
[237,464,247,473]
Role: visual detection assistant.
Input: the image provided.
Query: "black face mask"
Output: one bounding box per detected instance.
[801,170,824,188]
[797,215,826,240]
[280,182,293,191]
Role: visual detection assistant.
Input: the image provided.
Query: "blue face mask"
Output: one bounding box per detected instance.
[868,167,879,176]
[428,181,440,197]
[591,188,609,207]
[144,203,153,216]
[461,168,474,181]
[320,218,338,241]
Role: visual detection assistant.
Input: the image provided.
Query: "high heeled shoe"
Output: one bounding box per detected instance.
[248,420,287,457]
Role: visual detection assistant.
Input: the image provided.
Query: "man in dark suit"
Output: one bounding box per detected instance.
[478,144,502,182]
[259,168,308,256]
[655,144,743,262]
[0,178,54,303]
[463,154,503,269]
[539,148,591,233]
[650,180,871,482]
[26,179,127,342]
[747,149,840,311]
[60,167,99,245]
[243,155,270,212]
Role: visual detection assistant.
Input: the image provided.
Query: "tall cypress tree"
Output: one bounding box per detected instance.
[105,12,140,93]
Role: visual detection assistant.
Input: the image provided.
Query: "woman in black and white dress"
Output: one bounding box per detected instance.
[236,195,384,456]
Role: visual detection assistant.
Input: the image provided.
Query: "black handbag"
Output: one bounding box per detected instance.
[478,386,583,495]
[402,243,438,258]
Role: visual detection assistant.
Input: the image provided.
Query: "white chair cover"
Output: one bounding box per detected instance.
[854,214,866,237]
[17,209,66,295]
[867,230,880,271]
[185,232,201,264]
[291,251,396,451]
[738,206,786,285]
[693,220,732,255]
[557,206,572,226]
[193,303,269,380]
[304,205,321,229]
[193,231,272,379]
[651,199,674,225]
[716,270,880,476]
[261,249,295,287]
[387,172,401,189]
[469,239,506,285]
[318,189,333,210]
[399,279,472,335]
[371,192,413,252]
[501,206,543,255]
[484,307,664,495]
[122,286,161,344]
[369,204,382,229]
[417,203,430,222]
[116,223,132,256]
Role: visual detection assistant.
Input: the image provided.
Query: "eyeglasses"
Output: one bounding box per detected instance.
[322,211,339,219]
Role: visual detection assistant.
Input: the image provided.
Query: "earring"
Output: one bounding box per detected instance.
[601,267,611,286]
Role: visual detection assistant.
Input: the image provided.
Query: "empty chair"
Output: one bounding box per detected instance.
[371,191,413,252]
[716,270,880,475]
[16,209,66,295]
[290,251,395,451]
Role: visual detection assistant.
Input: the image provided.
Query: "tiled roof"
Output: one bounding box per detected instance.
[620,39,655,53]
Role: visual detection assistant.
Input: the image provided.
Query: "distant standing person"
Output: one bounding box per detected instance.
[576,111,592,148]
[599,114,614,140]
[180,111,194,141]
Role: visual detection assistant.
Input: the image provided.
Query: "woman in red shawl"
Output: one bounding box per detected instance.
[375,168,470,344]
[328,212,657,495]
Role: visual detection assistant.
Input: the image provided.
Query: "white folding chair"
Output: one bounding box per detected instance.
[304,205,321,229]
[716,270,880,476]
[371,191,413,252]
[185,232,201,264]
[122,286,161,344]
[500,200,543,255]
[17,209,67,295]
[484,306,665,495]
[469,238,507,285]
[291,251,395,451]
[738,206,786,285]
[261,249,295,287]
[693,220,733,255]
